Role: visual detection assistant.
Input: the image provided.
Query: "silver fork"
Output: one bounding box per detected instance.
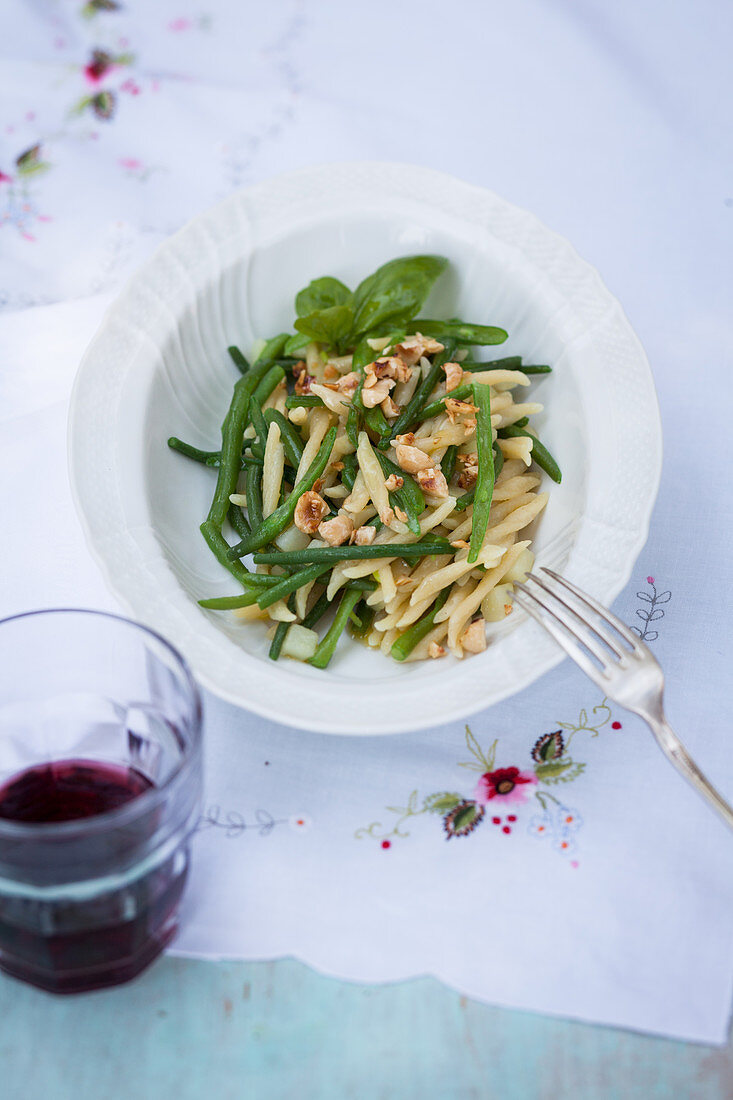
[514,567,733,829]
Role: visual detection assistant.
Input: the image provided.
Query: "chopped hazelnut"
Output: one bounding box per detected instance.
[361,378,395,408]
[443,362,464,392]
[392,333,445,366]
[445,397,478,424]
[294,367,313,395]
[450,539,470,549]
[394,432,416,447]
[383,473,404,492]
[323,363,339,380]
[427,641,446,659]
[336,371,360,398]
[381,394,400,419]
[394,507,408,522]
[416,466,449,498]
[351,524,377,545]
[293,491,329,534]
[318,514,354,546]
[394,443,433,473]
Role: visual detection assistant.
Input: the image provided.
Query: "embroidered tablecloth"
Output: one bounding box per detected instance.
[1,0,732,1044]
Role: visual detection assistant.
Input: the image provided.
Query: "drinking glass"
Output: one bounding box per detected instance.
[0,609,202,994]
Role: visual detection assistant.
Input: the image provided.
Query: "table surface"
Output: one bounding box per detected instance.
[1,956,731,1099]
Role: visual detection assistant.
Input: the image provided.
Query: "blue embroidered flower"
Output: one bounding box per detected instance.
[529,801,582,855]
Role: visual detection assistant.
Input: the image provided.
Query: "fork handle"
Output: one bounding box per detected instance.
[646,713,733,830]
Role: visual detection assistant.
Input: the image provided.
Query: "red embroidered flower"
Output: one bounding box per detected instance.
[0,171,12,184]
[474,766,537,806]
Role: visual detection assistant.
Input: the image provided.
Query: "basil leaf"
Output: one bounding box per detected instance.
[295,276,352,317]
[294,304,355,349]
[407,318,508,345]
[350,255,448,338]
[283,332,311,357]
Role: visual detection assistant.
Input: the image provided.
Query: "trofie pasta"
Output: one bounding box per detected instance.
[167,256,561,667]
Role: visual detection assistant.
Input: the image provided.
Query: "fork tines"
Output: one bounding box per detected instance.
[514,567,642,684]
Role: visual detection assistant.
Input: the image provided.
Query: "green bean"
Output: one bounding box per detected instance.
[301,590,332,630]
[454,485,475,512]
[257,563,331,610]
[168,437,222,467]
[493,441,504,479]
[348,600,375,641]
[345,336,373,448]
[168,437,262,470]
[441,445,458,483]
[467,382,495,564]
[245,463,263,530]
[390,588,450,661]
[252,364,285,408]
[200,524,255,587]
[228,346,250,374]
[462,358,551,375]
[364,404,390,440]
[248,396,269,449]
[228,425,338,557]
[204,355,275,531]
[499,425,562,483]
[385,340,457,443]
[263,409,304,468]
[228,502,251,541]
[309,587,363,669]
[340,453,358,493]
[285,395,325,409]
[407,320,508,346]
[512,416,529,429]
[199,590,259,610]
[268,594,296,662]
[252,538,453,566]
[373,450,424,535]
[254,334,290,368]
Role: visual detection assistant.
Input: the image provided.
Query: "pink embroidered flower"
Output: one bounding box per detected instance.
[0,171,12,184]
[118,157,142,170]
[168,17,192,31]
[474,766,537,806]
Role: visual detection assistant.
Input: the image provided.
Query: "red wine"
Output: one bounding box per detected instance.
[0,758,153,823]
[0,758,187,994]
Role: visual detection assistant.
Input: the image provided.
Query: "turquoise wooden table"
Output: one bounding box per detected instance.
[2,957,731,1099]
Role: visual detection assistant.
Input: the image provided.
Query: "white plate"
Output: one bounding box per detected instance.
[68,162,662,734]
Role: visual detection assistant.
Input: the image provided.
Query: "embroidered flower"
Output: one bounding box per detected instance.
[529,803,583,855]
[0,171,12,184]
[85,49,114,83]
[474,766,537,805]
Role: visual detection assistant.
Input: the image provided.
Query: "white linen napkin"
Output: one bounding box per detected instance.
[1,0,732,1044]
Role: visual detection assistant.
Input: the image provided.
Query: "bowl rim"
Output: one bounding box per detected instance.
[68,160,662,735]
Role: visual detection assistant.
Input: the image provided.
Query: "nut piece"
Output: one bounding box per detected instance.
[394,443,433,473]
[457,452,479,489]
[394,432,416,447]
[392,333,445,366]
[461,619,487,654]
[394,506,408,523]
[318,513,354,546]
[294,362,313,395]
[336,371,360,398]
[381,394,400,419]
[351,524,377,545]
[384,473,404,491]
[427,641,446,659]
[443,361,464,392]
[361,378,395,408]
[450,539,470,549]
[445,397,478,424]
[416,466,449,498]
[293,491,329,534]
[365,356,413,384]
[323,363,339,381]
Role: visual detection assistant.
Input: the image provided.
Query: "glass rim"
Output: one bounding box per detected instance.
[0,607,203,841]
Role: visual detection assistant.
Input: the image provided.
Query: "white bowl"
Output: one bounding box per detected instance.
[68,162,662,734]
